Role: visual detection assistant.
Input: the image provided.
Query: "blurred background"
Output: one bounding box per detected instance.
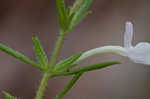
[0,0,150,99]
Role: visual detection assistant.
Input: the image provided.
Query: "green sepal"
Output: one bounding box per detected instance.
[52,61,120,77]
[70,0,93,29]
[53,52,82,73]
[3,91,16,99]
[32,36,48,68]
[0,43,41,69]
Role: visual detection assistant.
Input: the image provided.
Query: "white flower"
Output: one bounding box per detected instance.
[124,21,150,65]
[76,21,150,65]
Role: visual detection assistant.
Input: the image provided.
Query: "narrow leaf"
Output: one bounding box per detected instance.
[56,0,66,30]
[71,0,84,14]
[65,7,71,17]
[64,7,72,30]
[55,72,83,99]
[52,61,120,77]
[70,0,93,29]
[0,43,41,69]
[78,0,93,13]
[53,53,82,72]
[32,36,48,67]
[73,10,92,26]
[3,91,16,99]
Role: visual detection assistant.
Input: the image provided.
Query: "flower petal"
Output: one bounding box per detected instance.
[124,21,133,48]
[126,42,150,65]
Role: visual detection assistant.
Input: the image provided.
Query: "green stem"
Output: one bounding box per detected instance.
[35,73,50,99]
[35,31,66,99]
[48,31,66,70]
[56,72,83,99]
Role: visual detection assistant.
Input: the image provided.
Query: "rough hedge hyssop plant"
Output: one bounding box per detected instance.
[1,0,150,99]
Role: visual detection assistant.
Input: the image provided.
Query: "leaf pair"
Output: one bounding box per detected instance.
[0,43,40,69]
[0,36,48,71]
[55,61,120,99]
[53,53,82,73]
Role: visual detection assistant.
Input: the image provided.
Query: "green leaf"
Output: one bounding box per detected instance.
[55,72,83,99]
[65,7,71,18]
[70,0,93,29]
[56,0,66,31]
[0,43,41,69]
[73,10,92,26]
[3,91,16,99]
[32,36,48,68]
[78,0,92,13]
[52,61,120,77]
[56,0,93,32]
[64,7,72,30]
[53,52,82,72]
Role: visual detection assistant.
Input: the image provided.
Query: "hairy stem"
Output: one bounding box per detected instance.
[35,73,50,99]
[48,31,66,70]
